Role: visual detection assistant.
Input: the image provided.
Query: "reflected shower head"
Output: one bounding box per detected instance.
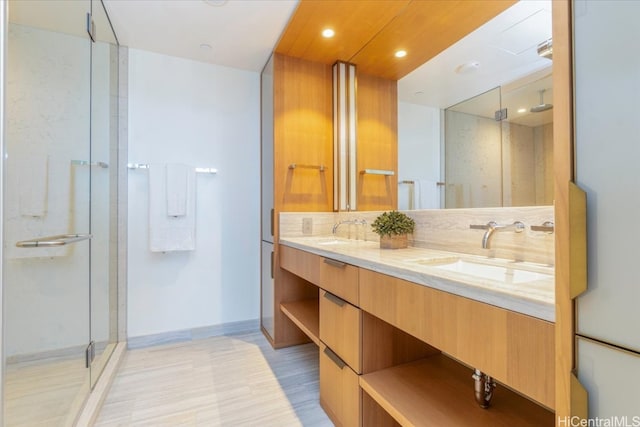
[530,89,553,113]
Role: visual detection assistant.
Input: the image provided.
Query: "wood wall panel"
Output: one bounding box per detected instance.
[359,268,555,409]
[274,53,333,214]
[552,0,582,420]
[356,72,398,211]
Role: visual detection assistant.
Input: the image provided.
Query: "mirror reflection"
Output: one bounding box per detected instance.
[398,0,553,209]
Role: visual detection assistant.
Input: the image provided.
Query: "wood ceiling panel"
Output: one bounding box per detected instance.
[352,0,517,80]
[275,0,515,80]
[275,0,410,64]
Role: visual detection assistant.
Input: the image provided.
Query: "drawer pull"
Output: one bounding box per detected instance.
[323,258,346,268]
[323,346,346,370]
[323,291,346,307]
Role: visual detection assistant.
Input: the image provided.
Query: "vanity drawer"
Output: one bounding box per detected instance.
[279,245,321,286]
[320,290,362,373]
[320,343,361,427]
[320,257,359,305]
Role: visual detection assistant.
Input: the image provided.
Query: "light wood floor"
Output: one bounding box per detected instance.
[4,355,88,427]
[94,331,333,426]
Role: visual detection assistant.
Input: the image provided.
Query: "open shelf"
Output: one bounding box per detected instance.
[280,299,320,346]
[360,354,554,427]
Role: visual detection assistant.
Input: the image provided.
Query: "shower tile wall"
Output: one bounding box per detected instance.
[445,111,502,208]
[445,110,553,208]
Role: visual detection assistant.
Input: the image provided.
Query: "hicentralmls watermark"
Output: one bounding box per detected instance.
[557,416,640,427]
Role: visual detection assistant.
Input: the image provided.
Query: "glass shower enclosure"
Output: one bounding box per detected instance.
[3,0,119,424]
[444,73,554,208]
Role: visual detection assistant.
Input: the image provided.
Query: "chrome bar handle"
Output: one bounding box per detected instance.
[16,233,92,248]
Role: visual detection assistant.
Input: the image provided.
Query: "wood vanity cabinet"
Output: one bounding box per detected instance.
[280,245,555,425]
[358,267,555,410]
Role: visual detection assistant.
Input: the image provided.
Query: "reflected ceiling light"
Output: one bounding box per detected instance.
[322,28,335,38]
[455,61,480,74]
[395,50,407,58]
[517,108,527,113]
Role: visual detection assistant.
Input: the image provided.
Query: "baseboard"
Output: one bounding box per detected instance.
[127,319,260,350]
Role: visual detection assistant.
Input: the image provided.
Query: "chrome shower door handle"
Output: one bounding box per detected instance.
[16,233,93,248]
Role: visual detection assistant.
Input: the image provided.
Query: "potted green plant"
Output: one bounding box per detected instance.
[371,210,415,249]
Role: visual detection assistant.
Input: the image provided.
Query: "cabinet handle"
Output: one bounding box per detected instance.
[323,291,346,307]
[270,251,274,279]
[270,208,274,237]
[323,346,346,370]
[323,258,346,269]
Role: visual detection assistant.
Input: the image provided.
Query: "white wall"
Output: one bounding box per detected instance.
[397,102,441,209]
[127,49,260,338]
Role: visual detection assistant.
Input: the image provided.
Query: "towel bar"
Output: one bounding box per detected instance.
[127,163,217,174]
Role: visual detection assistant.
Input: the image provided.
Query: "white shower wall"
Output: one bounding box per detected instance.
[126,49,260,339]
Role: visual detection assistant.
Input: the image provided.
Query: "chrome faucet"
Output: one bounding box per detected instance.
[470,221,525,249]
[332,219,367,237]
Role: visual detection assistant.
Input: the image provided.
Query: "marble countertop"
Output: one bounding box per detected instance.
[279,236,555,323]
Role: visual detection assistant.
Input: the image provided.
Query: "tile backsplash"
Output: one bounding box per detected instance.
[280,206,555,265]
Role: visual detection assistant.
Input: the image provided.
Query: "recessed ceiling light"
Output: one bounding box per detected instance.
[200,43,212,50]
[455,61,480,74]
[322,28,335,38]
[517,108,527,113]
[395,50,407,58]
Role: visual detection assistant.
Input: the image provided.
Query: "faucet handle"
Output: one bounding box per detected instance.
[531,221,555,233]
[512,221,525,233]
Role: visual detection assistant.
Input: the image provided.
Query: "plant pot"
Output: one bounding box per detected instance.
[380,234,408,249]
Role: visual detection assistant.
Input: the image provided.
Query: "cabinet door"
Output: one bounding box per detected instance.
[577,338,640,419]
[261,55,274,243]
[261,241,274,339]
[320,290,362,373]
[320,344,361,427]
[574,0,640,352]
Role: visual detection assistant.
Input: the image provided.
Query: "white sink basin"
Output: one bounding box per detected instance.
[412,257,552,284]
[313,238,352,246]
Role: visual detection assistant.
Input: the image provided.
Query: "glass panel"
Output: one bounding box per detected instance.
[89,0,118,387]
[500,74,554,206]
[4,0,91,424]
[444,87,503,208]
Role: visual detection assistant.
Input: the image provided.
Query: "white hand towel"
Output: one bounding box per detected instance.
[166,163,189,217]
[17,152,48,217]
[149,164,196,252]
[6,155,71,259]
[415,179,440,209]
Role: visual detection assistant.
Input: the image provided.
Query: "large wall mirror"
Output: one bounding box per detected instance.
[398,0,553,209]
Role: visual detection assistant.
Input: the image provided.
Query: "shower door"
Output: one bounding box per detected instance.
[3,0,119,424]
[88,0,119,389]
